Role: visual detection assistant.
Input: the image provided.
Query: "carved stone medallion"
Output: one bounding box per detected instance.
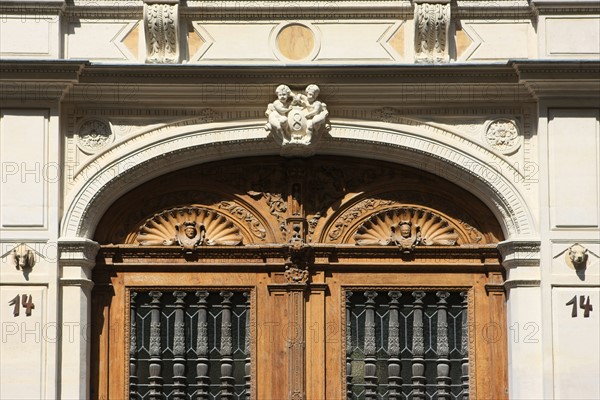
[485,119,520,154]
[76,119,113,153]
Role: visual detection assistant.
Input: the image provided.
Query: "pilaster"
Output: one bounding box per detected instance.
[498,239,543,399]
[57,237,100,400]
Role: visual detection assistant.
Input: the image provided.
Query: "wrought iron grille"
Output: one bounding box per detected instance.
[129,290,251,400]
[345,290,469,400]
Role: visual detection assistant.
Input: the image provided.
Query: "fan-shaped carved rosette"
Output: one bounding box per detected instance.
[135,207,243,249]
[354,208,462,249]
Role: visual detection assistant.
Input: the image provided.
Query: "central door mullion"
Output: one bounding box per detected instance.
[288,286,307,400]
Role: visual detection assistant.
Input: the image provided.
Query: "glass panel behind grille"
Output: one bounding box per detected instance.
[346,290,469,400]
[130,290,251,400]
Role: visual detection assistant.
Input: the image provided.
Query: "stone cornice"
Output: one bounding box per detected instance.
[3,0,597,18]
[0,60,86,81]
[531,0,600,14]
[2,61,595,82]
[2,61,597,103]
[512,61,600,99]
[504,279,541,290]
[0,60,86,104]
[58,237,100,268]
[497,239,541,269]
[60,278,95,290]
[0,0,65,13]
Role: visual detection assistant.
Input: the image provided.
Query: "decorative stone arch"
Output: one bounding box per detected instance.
[60,119,536,240]
[63,118,538,400]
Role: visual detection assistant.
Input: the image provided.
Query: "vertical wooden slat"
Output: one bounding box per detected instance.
[411,291,426,400]
[387,291,402,400]
[460,291,470,400]
[243,291,251,400]
[172,291,187,400]
[363,291,378,400]
[345,291,353,400]
[109,275,126,400]
[195,291,210,400]
[436,291,451,400]
[148,291,163,400]
[129,292,138,400]
[220,291,235,399]
[288,288,306,400]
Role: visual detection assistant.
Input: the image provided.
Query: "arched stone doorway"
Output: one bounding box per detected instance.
[90,156,508,399]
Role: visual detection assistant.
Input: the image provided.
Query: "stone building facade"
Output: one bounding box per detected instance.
[1,1,599,399]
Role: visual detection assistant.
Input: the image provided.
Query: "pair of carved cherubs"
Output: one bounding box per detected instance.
[265,84,329,145]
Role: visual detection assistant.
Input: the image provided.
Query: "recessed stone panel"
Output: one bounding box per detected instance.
[0,110,48,228]
[552,287,600,399]
[548,109,600,228]
[546,17,600,56]
[0,286,46,400]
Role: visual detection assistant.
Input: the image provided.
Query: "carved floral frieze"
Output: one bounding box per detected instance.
[136,206,243,249]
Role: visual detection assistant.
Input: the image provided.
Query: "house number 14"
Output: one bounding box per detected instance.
[566,295,593,318]
[8,294,35,317]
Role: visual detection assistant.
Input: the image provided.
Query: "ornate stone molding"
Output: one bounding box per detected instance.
[369,110,526,182]
[136,206,243,248]
[61,122,535,241]
[59,278,96,291]
[58,238,100,290]
[414,1,451,63]
[143,0,180,63]
[58,238,100,269]
[530,0,600,15]
[503,279,541,291]
[497,239,541,269]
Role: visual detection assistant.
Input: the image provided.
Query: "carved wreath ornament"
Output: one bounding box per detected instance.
[76,119,112,153]
[485,119,520,154]
[354,208,459,251]
[136,207,243,249]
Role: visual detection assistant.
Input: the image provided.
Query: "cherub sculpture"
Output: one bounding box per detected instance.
[264,84,330,150]
[265,84,293,139]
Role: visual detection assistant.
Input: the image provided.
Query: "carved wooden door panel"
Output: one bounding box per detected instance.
[91,157,508,399]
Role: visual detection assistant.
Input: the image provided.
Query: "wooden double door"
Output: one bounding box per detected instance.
[91,156,508,399]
